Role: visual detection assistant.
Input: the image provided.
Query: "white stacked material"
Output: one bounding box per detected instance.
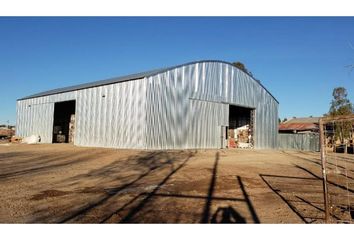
[235,124,249,143]
[238,142,251,148]
[22,135,40,144]
[68,114,75,143]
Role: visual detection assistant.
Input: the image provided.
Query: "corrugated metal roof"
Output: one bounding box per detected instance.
[0,128,15,136]
[18,60,279,103]
[284,117,320,124]
[279,122,319,131]
[18,67,169,100]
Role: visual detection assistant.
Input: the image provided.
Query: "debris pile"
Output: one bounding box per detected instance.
[228,124,253,148]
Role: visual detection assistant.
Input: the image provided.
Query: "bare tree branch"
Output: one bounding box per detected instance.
[348,41,354,50]
[346,41,354,74]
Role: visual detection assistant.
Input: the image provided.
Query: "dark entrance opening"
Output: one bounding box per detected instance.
[52,100,76,143]
[228,105,255,148]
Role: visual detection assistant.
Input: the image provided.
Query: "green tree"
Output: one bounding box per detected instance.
[232,61,253,77]
[329,87,353,143]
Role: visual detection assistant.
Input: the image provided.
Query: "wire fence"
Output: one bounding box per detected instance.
[320,115,354,223]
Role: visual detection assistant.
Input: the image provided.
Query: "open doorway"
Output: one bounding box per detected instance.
[228,105,255,148]
[52,100,76,143]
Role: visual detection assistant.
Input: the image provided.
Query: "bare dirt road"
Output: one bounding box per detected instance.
[0,144,352,223]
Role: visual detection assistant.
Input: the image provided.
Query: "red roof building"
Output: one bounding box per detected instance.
[279,117,319,133]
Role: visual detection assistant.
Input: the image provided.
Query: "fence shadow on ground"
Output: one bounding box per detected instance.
[283,151,354,181]
[273,151,354,223]
[25,150,191,223]
[0,151,108,180]
[62,151,193,223]
[259,173,324,223]
[199,153,259,223]
[34,151,261,223]
[259,163,351,223]
[294,164,354,194]
[117,153,260,223]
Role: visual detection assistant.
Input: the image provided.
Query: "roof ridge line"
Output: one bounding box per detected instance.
[18,60,278,103]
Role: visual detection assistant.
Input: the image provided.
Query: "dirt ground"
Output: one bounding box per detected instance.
[0,143,353,223]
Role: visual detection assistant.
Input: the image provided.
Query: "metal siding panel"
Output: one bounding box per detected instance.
[16,78,146,149]
[17,61,277,150]
[278,133,319,152]
[186,99,226,148]
[16,98,54,143]
[145,62,278,149]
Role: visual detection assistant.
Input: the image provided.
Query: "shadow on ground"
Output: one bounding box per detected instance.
[259,151,354,223]
[16,150,260,223]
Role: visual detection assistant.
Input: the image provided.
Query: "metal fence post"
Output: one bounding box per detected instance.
[319,118,330,222]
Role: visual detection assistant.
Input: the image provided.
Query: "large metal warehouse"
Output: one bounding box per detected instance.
[16,60,279,149]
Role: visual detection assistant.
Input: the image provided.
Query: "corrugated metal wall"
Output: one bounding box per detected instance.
[17,91,76,143]
[278,133,320,151]
[144,62,278,149]
[17,79,147,148]
[17,61,278,149]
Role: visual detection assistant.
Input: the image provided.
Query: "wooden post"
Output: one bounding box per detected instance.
[220,126,224,149]
[345,143,348,154]
[319,118,330,222]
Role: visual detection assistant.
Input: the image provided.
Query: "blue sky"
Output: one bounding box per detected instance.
[1,17,354,124]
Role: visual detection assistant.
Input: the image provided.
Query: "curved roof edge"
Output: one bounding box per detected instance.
[18,60,278,103]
